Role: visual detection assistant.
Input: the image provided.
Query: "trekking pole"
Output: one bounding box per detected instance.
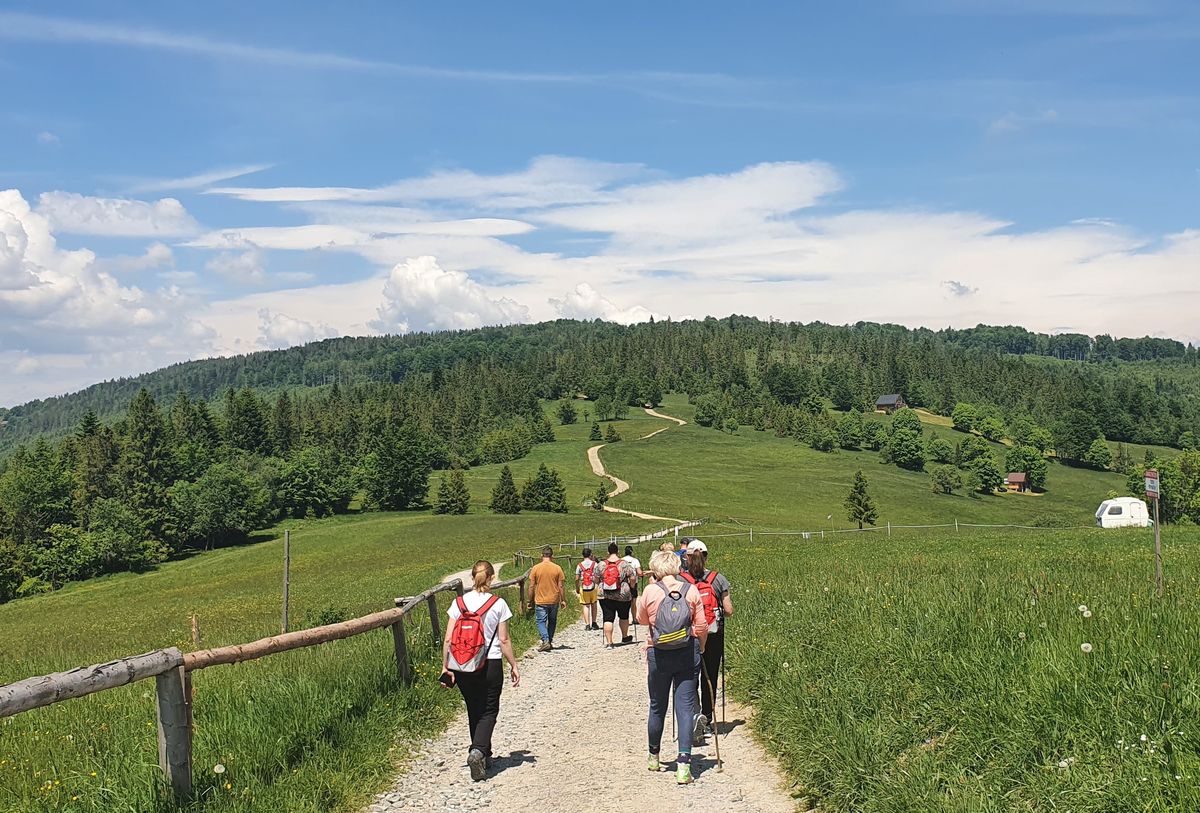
[700,658,723,772]
[720,650,727,727]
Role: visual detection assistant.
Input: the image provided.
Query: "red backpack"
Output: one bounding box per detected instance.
[580,560,596,589]
[448,595,499,672]
[682,571,719,625]
[602,559,622,591]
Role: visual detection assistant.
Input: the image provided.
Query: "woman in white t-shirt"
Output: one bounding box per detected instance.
[441,561,521,781]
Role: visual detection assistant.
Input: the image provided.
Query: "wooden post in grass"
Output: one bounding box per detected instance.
[281,530,291,634]
[518,577,528,615]
[154,655,192,801]
[955,518,959,533]
[391,599,412,684]
[887,521,891,538]
[190,613,200,648]
[427,594,441,644]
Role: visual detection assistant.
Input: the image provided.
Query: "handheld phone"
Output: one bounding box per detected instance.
[438,671,455,688]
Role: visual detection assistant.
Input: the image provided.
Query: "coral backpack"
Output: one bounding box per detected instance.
[681,571,719,626]
[448,595,499,672]
[602,559,622,591]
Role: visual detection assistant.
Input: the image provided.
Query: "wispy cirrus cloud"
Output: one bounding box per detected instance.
[126,163,273,194]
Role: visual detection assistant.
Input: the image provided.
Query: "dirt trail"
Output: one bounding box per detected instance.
[365,621,797,813]
[587,407,687,523]
[441,562,506,591]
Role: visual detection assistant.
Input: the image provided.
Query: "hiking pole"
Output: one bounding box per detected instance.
[721,650,727,727]
[700,658,723,773]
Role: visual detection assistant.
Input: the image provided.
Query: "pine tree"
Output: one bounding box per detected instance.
[360,422,431,510]
[591,483,610,510]
[271,391,297,457]
[490,465,522,514]
[589,422,603,441]
[119,389,174,542]
[557,399,578,426]
[604,424,621,443]
[434,470,471,515]
[844,470,878,529]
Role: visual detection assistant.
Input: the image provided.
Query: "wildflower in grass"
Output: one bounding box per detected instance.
[1078,604,1088,613]
[213,763,226,775]
[1140,734,1148,742]
[1083,610,1092,618]
[1018,632,1026,640]
[1080,642,1093,653]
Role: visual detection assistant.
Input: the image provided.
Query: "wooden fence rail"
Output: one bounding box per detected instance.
[0,520,685,802]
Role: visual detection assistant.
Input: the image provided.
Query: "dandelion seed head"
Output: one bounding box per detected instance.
[1080,642,1093,653]
[1083,610,1092,618]
[1078,604,1088,613]
[213,764,226,775]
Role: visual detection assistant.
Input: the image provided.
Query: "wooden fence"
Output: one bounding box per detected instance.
[0,567,530,801]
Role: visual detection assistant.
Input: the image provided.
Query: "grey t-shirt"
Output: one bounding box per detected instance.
[687,569,731,632]
[593,558,637,602]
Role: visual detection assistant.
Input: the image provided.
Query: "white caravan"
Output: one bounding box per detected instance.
[1094,497,1153,528]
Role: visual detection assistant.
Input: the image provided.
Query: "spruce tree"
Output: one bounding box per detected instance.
[592,483,610,510]
[271,391,297,457]
[844,470,878,529]
[557,399,578,425]
[589,422,603,441]
[119,389,174,543]
[489,465,522,514]
[360,422,431,510]
[434,471,469,515]
[604,424,621,443]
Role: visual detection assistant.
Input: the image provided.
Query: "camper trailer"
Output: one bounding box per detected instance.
[1094,497,1153,528]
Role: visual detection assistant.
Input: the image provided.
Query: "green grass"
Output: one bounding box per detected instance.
[602,395,1132,530]
[718,526,1200,812]
[0,511,643,813]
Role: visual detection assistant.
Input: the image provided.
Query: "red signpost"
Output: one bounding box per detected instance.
[1144,469,1162,597]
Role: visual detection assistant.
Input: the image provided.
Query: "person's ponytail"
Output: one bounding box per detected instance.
[688,551,706,579]
[472,560,494,592]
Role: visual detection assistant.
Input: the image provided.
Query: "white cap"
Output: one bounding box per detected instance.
[686,539,707,554]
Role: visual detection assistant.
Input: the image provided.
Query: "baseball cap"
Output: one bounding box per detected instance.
[686,539,707,554]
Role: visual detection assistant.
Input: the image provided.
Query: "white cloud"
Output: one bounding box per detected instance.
[126,163,273,194]
[36,191,200,236]
[36,130,59,146]
[0,189,213,404]
[549,283,661,324]
[987,108,1059,135]
[257,308,338,349]
[206,249,266,284]
[96,241,174,274]
[371,255,529,334]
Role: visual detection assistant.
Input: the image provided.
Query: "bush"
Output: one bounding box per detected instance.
[927,436,954,464]
[884,428,925,471]
[891,408,923,435]
[930,465,962,495]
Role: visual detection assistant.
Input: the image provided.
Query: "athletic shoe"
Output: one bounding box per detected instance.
[647,753,660,772]
[537,641,551,652]
[590,623,601,630]
[467,748,486,781]
[693,714,708,744]
[675,762,693,785]
[621,635,633,644]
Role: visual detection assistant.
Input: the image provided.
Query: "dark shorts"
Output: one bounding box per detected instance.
[599,597,631,623]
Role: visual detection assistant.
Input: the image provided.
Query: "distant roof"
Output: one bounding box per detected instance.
[1006,472,1027,483]
[876,394,904,405]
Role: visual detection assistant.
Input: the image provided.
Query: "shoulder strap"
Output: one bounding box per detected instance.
[680,572,697,584]
[704,570,718,585]
[455,595,467,614]
[478,594,500,615]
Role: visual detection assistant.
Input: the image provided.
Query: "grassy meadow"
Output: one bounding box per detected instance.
[2,394,1194,811]
[715,526,1199,812]
[0,512,642,813]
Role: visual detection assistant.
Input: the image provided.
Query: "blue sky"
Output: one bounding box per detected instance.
[1,1,1197,405]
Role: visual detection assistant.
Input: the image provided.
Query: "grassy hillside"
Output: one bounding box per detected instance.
[602,396,1134,530]
[0,511,644,813]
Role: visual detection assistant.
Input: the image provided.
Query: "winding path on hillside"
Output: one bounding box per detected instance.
[365,621,796,813]
[441,561,506,590]
[587,407,688,523]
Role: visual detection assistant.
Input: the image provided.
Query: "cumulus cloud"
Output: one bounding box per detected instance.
[943,279,978,297]
[95,241,174,274]
[549,283,661,324]
[371,255,529,334]
[257,308,338,349]
[206,249,267,284]
[0,189,213,403]
[36,130,59,146]
[36,191,200,236]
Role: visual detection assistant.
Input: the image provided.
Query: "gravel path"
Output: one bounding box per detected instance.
[586,407,688,523]
[442,562,506,591]
[364,620,797,813]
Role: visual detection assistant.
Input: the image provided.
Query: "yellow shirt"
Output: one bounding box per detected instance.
[529,560,565,606]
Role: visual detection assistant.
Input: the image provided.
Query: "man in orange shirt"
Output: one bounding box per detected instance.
[529,546,566,652]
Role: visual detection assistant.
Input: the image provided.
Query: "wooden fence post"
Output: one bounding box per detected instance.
[518,577,528,615]
[281,529,291,634]
[155,661,192,801]
[190,613,200,649]
[426,594,441,644]
[391,617,411,684]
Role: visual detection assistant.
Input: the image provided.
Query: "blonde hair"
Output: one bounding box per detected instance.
[658,542,675,553]
[471,560,495,592]
[648,550,681,580]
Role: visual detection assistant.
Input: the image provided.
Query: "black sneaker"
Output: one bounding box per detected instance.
[467,748,486,781]
[621,635,633,644]
[590,623,601,631]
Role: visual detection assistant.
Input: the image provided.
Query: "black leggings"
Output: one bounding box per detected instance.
[454,659,504,758]
[698,629,724,720]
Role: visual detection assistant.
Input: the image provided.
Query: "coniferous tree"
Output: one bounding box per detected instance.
[360,421,431,511]
[844,470,878,529]
[589,422,603,441]
[591,483,610,510]
[434,469,471,515]
[119,389,174,543]
[1083,438,1113,470]
[604,424,621,443]
[271,391,297,457]
[490,465,522,514]
[557,399,578,426]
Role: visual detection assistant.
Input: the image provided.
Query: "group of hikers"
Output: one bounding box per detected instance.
[439,535,733,786]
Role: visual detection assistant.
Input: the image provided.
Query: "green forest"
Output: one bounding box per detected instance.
[2,317,1199,604]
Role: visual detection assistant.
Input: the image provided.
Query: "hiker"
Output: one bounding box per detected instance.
[595,542,637,648]
[676,537,690,562]
[575,547,600,630]
[646,542,675,584]
[623,544,643,606]
[636,549,708,784]
[441,561,521,782]
[529,545,567,651]
[681,539,734,741]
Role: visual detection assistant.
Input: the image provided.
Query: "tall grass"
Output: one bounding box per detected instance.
[719,526,1199,811]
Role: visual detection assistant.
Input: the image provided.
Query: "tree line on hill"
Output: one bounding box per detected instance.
[3,318,1198,455]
